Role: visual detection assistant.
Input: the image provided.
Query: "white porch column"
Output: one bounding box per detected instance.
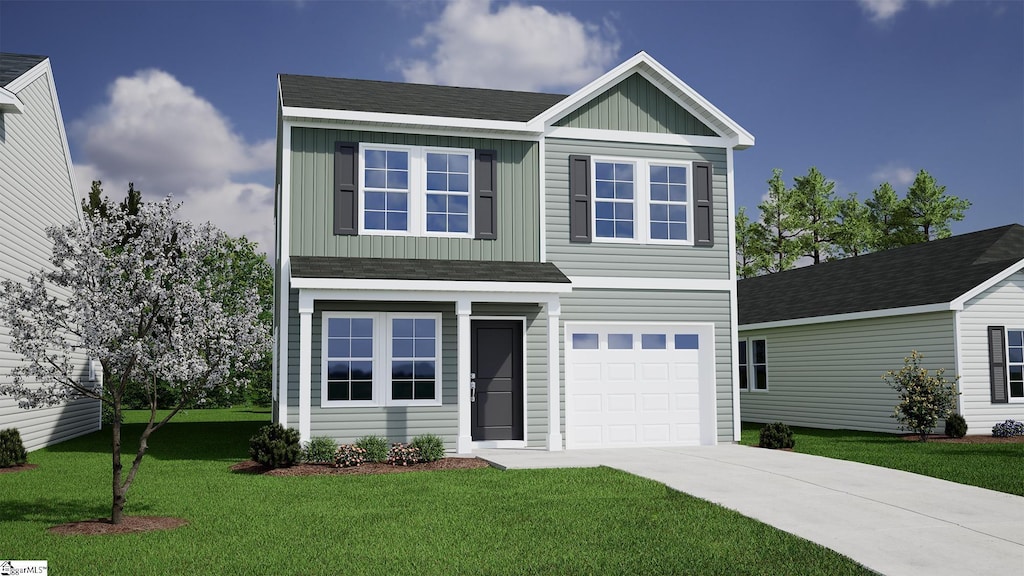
[298,294,313,443]
[456,298,473,454]
[546,299,563,451]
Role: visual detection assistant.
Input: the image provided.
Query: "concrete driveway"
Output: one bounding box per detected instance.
[475,445,1024,576]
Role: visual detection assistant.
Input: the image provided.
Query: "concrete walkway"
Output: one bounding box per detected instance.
[475,445,1024,576]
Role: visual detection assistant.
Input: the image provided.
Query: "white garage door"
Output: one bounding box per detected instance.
[565,323,713,449]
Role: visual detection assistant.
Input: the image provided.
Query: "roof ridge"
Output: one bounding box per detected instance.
[278,73,568,98]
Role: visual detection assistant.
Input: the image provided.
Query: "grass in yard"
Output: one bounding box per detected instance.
[741,422,1024,496]
[1,408,872,575]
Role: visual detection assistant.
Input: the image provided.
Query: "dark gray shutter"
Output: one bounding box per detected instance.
[988,326,1009,403]
[333,141,358,236]
[475,149,498,240]
[569,155,591,243]
[693,161,713,246]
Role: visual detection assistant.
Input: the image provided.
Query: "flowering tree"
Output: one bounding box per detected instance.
[0,192,269,524]
[884,351,959,442]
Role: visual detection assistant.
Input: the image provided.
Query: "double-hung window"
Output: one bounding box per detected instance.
[591,157,693,244]
[322,312,442,408]
[1008,329,1023,400]
[739,338,767,391]
[359,145,474,237]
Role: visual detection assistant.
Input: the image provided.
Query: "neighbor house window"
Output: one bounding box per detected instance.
[360,145,473,237]
[738,340,748,390]
[1009,329,1023,399]
[591,157,692,244]
[322,312,442,407]
[739,338,767,391]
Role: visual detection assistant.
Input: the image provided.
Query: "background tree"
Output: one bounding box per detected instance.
[0,187,269,524]
[735,206,768,279]
[757,169,806,273]
[903,169,971,242]
[833,193,872,257]
[790,167,840,264]
[865,182,910,251]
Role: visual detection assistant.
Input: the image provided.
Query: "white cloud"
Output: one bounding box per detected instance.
[71,70,275,257]
[858,0,954,23]
[871,164,917,186]
[400,0,620,91]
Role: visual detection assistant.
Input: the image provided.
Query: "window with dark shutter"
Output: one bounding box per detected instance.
[693,161,713,247]
[569,155,592,243]
[475,149,497,240]
[988,326,1009,404]
[333,141,358,236]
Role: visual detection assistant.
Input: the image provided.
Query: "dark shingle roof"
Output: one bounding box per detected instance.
[279,75,567,122]
[738,224,1024,325]
[291,256,570,284]
[0,53,46,87]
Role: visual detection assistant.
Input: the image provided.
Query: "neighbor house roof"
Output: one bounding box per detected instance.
[291,256,571,284]
[279,75,567,122]
[738,224,1024,327]
[0,53,46,86]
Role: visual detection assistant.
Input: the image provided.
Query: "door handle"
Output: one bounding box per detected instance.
[470,380,476,403]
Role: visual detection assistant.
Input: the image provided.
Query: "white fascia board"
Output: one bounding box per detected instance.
[4,58,49,92]
[569,276,733,292]
[299,288,564,308]
[545,126,732,148]
[292,277,572,295]
[529,51,651,130]
[285,118,541,142]
[0,87,24,113]
[950,259,1024,309]
[738,302,954,331]
[281,106,539,135]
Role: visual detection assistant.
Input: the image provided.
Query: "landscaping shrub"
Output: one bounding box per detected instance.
[302,436,338,464]
[884,350,959,441]
[249,424,301,469]
[944,414,968,438]
[355,435,389,463]
[992,419,1024,438]
[758,422,795,449]
[410,434,446,462]
[387,442,421,466]
[334,444,367,468]
[0,428,28,468]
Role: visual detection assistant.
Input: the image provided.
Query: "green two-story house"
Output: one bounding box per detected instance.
[273,51,754,453]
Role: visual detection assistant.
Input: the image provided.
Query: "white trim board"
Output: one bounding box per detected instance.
[950,259,1024,308]
[281,105,540,136]
[569,276,733,292]
[545,126,733,149]
[292,277,572,295]
[284,118,543,142]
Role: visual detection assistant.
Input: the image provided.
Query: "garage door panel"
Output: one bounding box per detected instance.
[608,425,637,444]
[642,424,671,443]
[574,394,603,413]
[675,393,700,411]
[641,393,670,411]
[574,363,602,381]
[641,363,670,381]
[574,426,603,446]
[606,363,636,381]
[606,394,636,412]
[675,423,701,443]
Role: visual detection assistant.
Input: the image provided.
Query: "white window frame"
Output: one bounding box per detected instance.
[590,156,694,246]
[739,337,768,392]
[358,144,475,239]
[321,311,443,408]
[1008,328,1024,402]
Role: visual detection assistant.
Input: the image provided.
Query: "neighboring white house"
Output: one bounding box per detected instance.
[0,53,100,450]
[738,224,1024,435]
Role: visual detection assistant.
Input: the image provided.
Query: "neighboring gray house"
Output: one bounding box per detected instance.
[738,224,1024,434]
[274,52,754,452]
[0,53,100,450]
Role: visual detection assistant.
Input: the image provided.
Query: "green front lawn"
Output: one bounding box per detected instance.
[741,422,1024,496]
[0,408,872,575]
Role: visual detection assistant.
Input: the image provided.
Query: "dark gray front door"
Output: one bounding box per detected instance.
[471,320,524,441]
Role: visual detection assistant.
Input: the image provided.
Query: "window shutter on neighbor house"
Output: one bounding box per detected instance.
[475,149,498,240]
[569,155,592,243]
[988,326,1009,403]
[693,161,713,247]
[333,141,359,236]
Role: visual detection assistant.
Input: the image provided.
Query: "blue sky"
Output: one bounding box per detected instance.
[3,0,1021,255]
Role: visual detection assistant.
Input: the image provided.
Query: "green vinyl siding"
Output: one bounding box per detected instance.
[289,127,540,261]
[559,288,735,442]
[739,312,957,433]
[553,73,717,136]
[546,138,731,279]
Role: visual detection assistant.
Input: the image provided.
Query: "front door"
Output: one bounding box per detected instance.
[471,320,524,441]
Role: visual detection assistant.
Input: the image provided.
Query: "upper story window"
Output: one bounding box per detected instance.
[587,157,693,245]
[425,152,471,234]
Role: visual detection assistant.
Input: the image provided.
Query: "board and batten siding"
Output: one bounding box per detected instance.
[559,288,734,442]
[289,127,540,262]
[740,312,957,433]
[545,138,730,279]
[958,270,1024,432]
[0,71,99,451]
[553,73,718,137]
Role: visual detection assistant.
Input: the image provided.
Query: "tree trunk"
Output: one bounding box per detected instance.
[111,404,124,524]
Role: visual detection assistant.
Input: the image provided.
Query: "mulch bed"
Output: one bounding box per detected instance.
[899,434,1024,444]
[48,516,188,535]
[230,457,491,476]
[0,463,38,474]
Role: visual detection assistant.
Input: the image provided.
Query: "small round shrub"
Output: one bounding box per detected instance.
[387,442,421,466]
[356,435,389,463]
[758,422,795,450]
[249,424,301,469]
[303,436,338,464]
[410,434,446,462]
[992,419,1024,438]
[0,428,28,468]
[334,444,367,468]
[944,414,968,438]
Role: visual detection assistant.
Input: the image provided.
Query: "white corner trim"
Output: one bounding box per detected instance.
[0,87,24,113]
[952,309,965,415]
[297,308,312,442]
[739,302,955,331]
[545,126,732,149]
[291,277,572,295]
[569,276,733,292]
[281,106,539,135]
[277,119,293,427]
[539,137,547,263]
[950,259,1024,309]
